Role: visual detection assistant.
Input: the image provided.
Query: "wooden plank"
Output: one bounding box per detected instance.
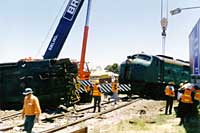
[70,127,88,133]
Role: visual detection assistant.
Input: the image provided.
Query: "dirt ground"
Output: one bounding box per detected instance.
[81,99,200,133]
[1,98,200,133]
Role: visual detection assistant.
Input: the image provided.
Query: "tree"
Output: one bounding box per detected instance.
[104,63,119,74]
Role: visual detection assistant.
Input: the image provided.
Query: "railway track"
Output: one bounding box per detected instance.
[0,96,140,132]
[39,98,140,133]
[0,97,124,122]
[0,112,21,121]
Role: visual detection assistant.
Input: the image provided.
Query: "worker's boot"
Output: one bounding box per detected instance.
[179,118,184,126]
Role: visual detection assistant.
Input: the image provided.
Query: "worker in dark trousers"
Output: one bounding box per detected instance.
[175,82,185,117]
[192,85,200,115]
[92,80,101,113]
[178,83,194,126]
[164,81,175,115]
[22,88,41,133]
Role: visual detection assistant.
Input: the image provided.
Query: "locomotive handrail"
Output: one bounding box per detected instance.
[156,54,173,59]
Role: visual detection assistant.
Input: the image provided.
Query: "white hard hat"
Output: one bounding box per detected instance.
[23,88,33,95]
[182,83,193,89]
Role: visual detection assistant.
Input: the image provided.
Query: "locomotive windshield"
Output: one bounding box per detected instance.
[126,54,152,63]
[136,54,151,61]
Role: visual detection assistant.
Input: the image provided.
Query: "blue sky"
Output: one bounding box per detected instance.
[0,0,200,68]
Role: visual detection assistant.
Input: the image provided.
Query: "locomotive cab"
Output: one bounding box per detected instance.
[119,54,152,83]
[119,53,191,99]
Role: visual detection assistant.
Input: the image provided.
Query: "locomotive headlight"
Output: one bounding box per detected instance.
[21,64,26,68]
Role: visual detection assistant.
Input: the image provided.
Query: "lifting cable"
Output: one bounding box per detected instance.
[35,0,68,58]
[160,0,168,55]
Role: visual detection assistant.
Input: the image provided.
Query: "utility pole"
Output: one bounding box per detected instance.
[170,6,200,85]
[160,0,168,55]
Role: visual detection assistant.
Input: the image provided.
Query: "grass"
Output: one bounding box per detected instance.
[107,113,185,132]
[110,119,150,132]
[85,101,200,133]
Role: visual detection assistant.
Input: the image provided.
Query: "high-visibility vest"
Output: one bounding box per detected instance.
[194,90,200,101]
[92,84,101,96]
[22,95,41,116]
[165,85,175,97]
[181,89,193,103]
[112,82,118,93]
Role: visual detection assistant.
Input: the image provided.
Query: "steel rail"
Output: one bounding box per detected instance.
[40,99,140,133]
[0,99,121,131]
[0,112,21,121]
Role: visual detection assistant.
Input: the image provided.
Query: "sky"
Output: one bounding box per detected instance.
[0,0,200,69]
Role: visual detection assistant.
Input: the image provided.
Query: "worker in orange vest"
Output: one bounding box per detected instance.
[164,81,175,115]
[92,80,101,112]
[22,88,41,133]
[110,79,119,104]
[178,83,194,126]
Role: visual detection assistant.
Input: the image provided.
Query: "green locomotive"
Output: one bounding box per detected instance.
[119,53,191,98]
[0,58,78,109]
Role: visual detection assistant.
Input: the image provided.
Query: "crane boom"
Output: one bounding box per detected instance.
[78,0,92,80]
[44,0,84,59]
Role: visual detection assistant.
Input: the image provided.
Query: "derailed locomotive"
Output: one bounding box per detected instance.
[0,0,95,110]
[0,58,79,109]
[119,53,191,98]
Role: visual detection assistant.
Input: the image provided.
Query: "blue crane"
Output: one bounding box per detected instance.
[43,0,85,59]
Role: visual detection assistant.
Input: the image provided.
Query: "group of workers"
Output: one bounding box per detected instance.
[21,79,200,132]
[20,79,119,132]
[164,81,200,126]
[91,79,119,113]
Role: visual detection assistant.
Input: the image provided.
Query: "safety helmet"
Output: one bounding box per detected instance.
[95,80,99,84]
[182,83,193,90]
[179,83,184,87]
[23,88,33,95]
[168,81,175,85]
[194,85,199,90]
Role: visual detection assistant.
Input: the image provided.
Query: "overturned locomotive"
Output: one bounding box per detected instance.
[0,58,78,109]
[119,53,191,98]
